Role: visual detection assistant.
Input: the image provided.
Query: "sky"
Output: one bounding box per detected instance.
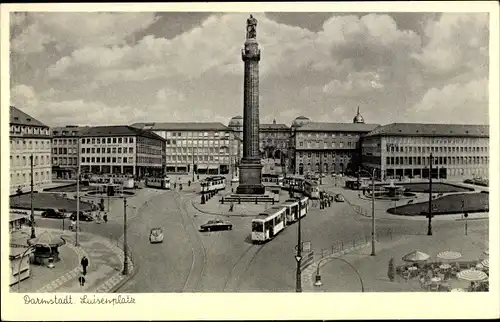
[9,11,490,127]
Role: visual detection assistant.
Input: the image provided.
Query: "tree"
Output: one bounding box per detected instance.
[387,257,395,282]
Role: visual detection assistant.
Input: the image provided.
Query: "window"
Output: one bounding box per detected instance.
[92,148,95,153]
[97,148,100,153]
[129,137,134,143]
[118,138,122,144]
[113,138,117,144]
[112,148,116,153]
[107,138,111,144]
[118,147,122,153]
[129,147,133,153]
[91,157,95,162]
[112,157,116,163]
[97,138,100,144]
[107,148,111,153]
[81,157,85,163]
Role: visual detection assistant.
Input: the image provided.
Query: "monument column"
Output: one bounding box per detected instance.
[237,15,265,195]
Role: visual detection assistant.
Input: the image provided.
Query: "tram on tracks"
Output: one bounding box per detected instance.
[303,180,320,199]
[145,176,171,189]
[282,175,305,192]
[200,175,226,193]
[251,206,287,243]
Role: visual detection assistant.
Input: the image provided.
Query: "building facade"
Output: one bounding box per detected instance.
[361,123,489,180]
[131,122,237,176]
[51,125,89,179]
[79,126,165,177]
[290,110,379,176]
[9,106,52,195]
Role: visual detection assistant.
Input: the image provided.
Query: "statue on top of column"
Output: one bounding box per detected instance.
[246,14,258,39]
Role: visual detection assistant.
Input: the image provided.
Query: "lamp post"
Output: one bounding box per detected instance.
[30,155,36,238]
[427,153,433,236]
[75,140,81,247]
[296,199,302,292]
[122,197,129,275]
[357,168,376,256]
[319,153,323,185]
[314,256,364,292]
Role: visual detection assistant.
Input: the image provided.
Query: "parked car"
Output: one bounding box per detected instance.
[200,219,233,232]
[149,228,164,243]
[41,208,65,219]
[69,212,94,222]
[334,194,345,202]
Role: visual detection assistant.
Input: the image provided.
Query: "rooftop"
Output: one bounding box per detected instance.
[364,123,490,138]
[10,106,48,128]
[80,125,165,141]
[131,122,230,131]
[52,126,90,136]
[260,123,290,130]
[295,122,379,132]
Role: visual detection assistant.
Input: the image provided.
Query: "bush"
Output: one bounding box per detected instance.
[388,257,395,281]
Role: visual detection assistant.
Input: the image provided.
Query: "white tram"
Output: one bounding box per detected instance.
[282,199,300,224]
[251,206,287,243]
[282,176,305,192]
[303,180,320,199]
[200,176,226,193]
[298,196,309,217]
[145,177,171,189]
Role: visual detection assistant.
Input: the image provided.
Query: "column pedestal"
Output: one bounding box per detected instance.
[237,161,265,194]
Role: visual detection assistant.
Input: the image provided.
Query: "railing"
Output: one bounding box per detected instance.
[316,227,404,260]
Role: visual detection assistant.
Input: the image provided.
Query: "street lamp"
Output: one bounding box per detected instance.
[357,168,376,256]
[122,197,129,275]
[427,153,433,236]
[295,199,303,292]
[30,155,36,238]
[314,256,364,292]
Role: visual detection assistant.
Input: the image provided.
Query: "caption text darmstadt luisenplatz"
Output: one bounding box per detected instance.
[23,294,136,305]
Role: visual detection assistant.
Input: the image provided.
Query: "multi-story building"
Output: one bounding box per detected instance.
[361,123,489,180]
[228,116,291,175]
[51,125,89,179]
[131,122,237,176]
[79,126,165,177]
[290,109,379,176]
[9,106,52,194]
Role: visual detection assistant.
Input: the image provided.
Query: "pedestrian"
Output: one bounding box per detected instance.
[174,182,177,189]
[70,219,76,231]
[81,256,89,275]
[78,275,86,287]
[229,202,234,212]
[103,213,108,223]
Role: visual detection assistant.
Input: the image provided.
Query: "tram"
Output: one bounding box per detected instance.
[282,199,300,223]
[251,206,287,243]
[200,176,226,193]
[303,180,320,199]
[145,176,171,189]
[298,196,309,217]
[282,176,305,192]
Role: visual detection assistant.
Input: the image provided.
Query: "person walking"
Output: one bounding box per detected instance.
[78,275,86,287]
[70,219,76,231]
[103,213,108,223]
[81,256,89,275]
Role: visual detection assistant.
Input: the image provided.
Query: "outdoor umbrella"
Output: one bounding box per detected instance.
[481,259,489,268]
[456,269,488,282]
[436,251,462,260]
[402,251,430,262]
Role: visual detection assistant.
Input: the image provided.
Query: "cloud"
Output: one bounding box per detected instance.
[412,13,489,75]
[11,13,158,53]
[322,71,384,96]
[411,78,488,124]
[156,88,186,103]
[11,84,39,108]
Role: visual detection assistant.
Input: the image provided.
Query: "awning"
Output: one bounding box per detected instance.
[208,165,219,170]
[197,165,208,170]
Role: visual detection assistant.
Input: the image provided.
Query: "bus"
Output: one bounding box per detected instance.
[303,180,320,199]
[145,177,171,189]
[251,206,287,243]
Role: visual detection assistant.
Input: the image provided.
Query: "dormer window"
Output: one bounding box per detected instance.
[26,118,31,122]
[14,116,19,121]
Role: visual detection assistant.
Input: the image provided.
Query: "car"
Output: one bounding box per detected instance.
[149,228,164,243]
[231,177,239,183]
[200,219,233,232]
[69,212,94,222]
[41,208,65,219]
[335,194,345,202]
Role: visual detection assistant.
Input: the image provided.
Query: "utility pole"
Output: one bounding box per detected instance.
[319,152,323,185]
[427,153,433,236]
[192,147,195,182]
[75,139,81,247]
[296,200,302,292]
[371,169,376,256]
[122,197,129,275]
[30,154,35,238]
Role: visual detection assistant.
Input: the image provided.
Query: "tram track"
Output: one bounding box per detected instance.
[223,242,265,292]
[174,191,209,292]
